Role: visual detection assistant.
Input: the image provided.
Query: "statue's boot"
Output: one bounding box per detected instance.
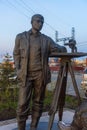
[30,127,37,130]
[58,121,71,130]
[18,121,26,130]
[30,116,40,130]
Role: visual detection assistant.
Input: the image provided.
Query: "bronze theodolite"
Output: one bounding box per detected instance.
[64,39,77,53]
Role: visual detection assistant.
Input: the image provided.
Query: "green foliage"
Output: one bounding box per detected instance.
[0,53,16,89]
[44,90,53,105]
[65,95,79,109]
[0,53,18,110]
[43,90,54,112]
[0,101,17,111]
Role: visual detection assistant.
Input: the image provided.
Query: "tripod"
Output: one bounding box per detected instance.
[48,53,87,130]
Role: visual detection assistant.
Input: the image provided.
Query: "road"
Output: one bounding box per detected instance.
[46,72,85,97]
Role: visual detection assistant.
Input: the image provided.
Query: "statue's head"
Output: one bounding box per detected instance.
[31,14,44,23]
[31,14,44,31]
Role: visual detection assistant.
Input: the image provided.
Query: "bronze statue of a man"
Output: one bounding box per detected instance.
[13,14,66,130]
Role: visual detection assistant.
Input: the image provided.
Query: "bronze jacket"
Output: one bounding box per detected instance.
[13,30,63,86]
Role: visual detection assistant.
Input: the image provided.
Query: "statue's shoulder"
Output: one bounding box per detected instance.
[41,33,51,40]
[16,31,27,39]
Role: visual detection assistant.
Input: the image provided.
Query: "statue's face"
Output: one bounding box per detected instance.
[32,17,44,31]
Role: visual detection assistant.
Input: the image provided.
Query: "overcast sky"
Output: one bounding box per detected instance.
[0,0,87,61]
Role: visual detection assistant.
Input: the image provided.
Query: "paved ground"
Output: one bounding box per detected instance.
[0,109,74,130]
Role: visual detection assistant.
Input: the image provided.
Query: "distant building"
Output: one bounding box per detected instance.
[49,58,59,67]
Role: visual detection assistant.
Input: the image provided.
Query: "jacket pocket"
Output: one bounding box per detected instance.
[20,48,25,58]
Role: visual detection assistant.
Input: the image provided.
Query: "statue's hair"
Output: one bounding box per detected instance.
[31,14,44,23]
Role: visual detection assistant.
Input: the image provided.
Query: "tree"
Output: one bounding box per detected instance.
[0,53,18,108]
[0,53,15,88]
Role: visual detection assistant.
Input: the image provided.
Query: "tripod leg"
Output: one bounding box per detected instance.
[48,64,64,115]
[48,64,66,130]
[58,62,68,121]
[68,62,81,104]
[48,114,56,130]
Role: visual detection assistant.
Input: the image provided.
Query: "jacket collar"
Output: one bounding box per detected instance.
[28,29,41,37]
